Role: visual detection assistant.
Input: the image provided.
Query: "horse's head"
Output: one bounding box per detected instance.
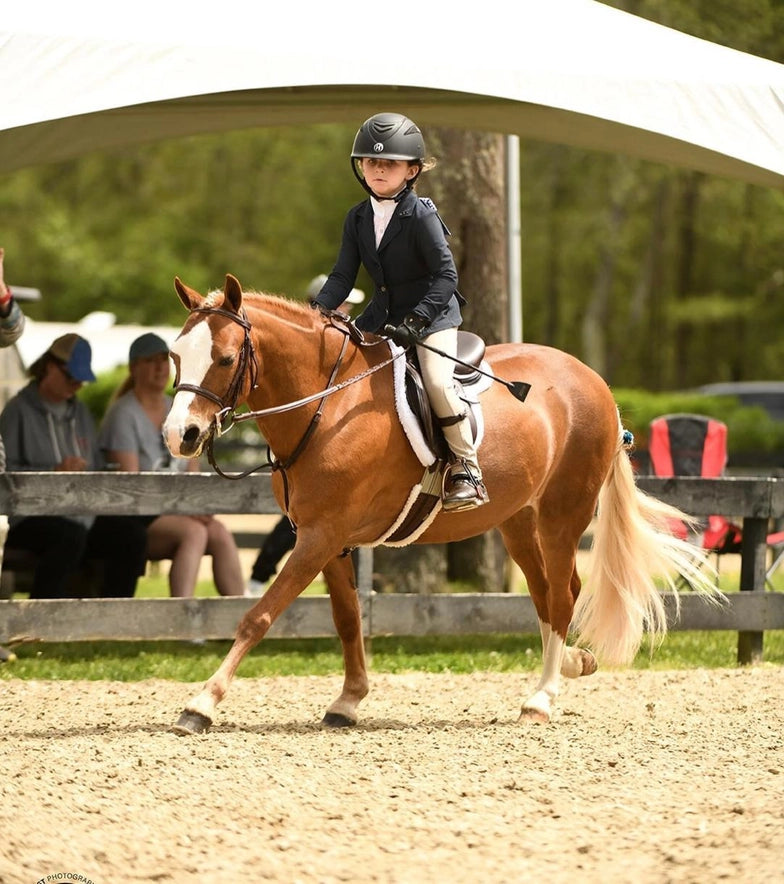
[164,274,257,458]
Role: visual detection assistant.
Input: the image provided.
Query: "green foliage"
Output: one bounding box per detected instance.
[0,125,359,326]
[613,387,784,452]
[607,0,784,60]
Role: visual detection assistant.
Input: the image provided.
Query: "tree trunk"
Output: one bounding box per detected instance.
[372,544,448,594]
[427,128,510,592]
[630,175,669,389]
[446,528,510,592]
[542,146,568,348]
[674,171,702,383]
[582,157,632,384]
[582,201,622,379]
[424,130,509,342]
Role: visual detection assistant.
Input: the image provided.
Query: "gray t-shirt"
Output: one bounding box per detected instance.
[99,391,188,472]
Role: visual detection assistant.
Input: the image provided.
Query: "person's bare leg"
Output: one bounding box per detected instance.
[146,515,208,598]
[205,518,245,596]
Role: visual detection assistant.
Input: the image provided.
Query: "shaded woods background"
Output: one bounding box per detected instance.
[5,122,783,391]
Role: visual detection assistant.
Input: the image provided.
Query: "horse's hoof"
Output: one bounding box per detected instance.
[170,710,212,735]
[579,648,598,676]
[322,712,357,728]
[517,706,550,725]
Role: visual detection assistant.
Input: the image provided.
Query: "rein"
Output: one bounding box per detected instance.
[175,307,401,495]
[231,347,399,424]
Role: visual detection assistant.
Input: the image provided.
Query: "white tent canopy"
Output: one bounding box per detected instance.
[1,0,783,188]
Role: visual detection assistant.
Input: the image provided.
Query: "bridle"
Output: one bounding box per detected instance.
[173,305,402,498]
[174,305,259,434]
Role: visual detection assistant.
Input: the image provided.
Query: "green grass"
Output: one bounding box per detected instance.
[133,572,327,598]
[2,630,781,682]
[129,563,784,600]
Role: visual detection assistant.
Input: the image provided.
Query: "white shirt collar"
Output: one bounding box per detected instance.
[370,196,397,219]
[370,196,398,247]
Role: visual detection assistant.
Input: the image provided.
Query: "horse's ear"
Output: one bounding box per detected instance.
[223,274,243,314]
[174,276,203,311]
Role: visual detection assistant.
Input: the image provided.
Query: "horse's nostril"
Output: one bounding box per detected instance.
[183,426,200,445]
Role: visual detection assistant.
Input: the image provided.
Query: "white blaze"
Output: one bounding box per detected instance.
[163,322,215,454]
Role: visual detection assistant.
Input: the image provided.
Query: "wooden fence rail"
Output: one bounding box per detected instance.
[1,473,782,663]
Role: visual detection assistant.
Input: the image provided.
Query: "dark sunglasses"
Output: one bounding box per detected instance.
[55,360,80,384]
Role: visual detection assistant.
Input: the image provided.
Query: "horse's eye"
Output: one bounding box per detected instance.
[219,355,234,367]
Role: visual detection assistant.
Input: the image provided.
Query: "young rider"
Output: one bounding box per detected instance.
[311,112,488,511]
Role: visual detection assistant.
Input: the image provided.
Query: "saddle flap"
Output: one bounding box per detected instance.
[405,363,449,460]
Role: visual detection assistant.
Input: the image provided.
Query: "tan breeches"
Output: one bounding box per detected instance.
[415,328,480,472]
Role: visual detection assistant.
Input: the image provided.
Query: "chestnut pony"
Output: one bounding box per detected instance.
[163,274,711,734]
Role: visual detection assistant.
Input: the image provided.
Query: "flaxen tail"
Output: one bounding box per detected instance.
[572,437,722,666]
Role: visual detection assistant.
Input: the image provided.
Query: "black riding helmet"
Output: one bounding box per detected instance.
[350,112,426,199]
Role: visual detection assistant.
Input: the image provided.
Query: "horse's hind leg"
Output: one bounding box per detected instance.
[540,571,597,680]
[321,554,369,728]
[500,512,594,723]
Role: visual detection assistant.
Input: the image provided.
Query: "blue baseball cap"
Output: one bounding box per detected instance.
[48,333,96,383]
[129,332,169,363]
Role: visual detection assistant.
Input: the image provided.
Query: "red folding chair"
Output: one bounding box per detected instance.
[649,413,741,550]
[766,531,784,589]
[649,413,783,588]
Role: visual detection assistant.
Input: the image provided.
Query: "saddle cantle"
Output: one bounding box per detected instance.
[452,331,486,384]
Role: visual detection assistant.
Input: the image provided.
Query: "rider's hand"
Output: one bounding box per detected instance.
[308,298,330,316]
[389,314,427,348]
[0,246,11,318]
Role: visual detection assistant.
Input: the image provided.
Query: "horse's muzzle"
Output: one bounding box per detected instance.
[163,414,209,458]
[178,425,206,457]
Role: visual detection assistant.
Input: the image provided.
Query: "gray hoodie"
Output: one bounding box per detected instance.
[0,299,25,472]
[0,381,104,527]
[0,298,24,347]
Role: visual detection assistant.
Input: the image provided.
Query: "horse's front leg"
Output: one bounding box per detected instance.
[171,544,328,735]
[321,554,369,728]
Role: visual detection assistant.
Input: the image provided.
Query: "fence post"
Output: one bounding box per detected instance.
[737,516,768,664]
[356,546,374,640]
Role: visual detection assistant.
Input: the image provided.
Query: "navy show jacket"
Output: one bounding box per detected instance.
[315,188,465,334]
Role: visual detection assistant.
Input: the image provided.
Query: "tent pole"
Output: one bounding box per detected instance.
[505,134,523,343]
